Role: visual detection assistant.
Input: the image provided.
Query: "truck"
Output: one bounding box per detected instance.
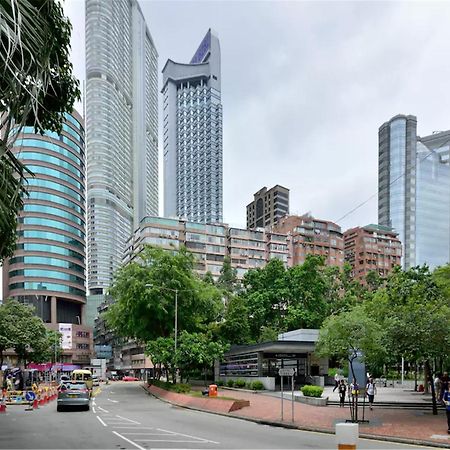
[83,359,107,381]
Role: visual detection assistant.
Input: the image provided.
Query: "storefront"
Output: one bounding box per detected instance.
[218,332,328,390]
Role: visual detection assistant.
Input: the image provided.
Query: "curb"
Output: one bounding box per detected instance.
[141,384,450,449]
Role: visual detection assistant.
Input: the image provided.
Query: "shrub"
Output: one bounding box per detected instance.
[216,380,224,387]
[226,379,235,387]
[234,379,246,388]
[301,385,324,397]
[173,383,191,394]
[245,382,252,389]
[251,381,264,390]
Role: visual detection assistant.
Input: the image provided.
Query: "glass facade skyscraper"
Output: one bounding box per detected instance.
[2,111,92,364]
[162,29,223,223]
[378,114,450,269]
[86,0,158,295]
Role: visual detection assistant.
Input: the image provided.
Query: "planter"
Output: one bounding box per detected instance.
[295,395,328,407]
[146,384,250,413]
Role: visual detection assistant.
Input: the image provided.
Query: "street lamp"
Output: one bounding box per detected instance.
[145,284,198,361]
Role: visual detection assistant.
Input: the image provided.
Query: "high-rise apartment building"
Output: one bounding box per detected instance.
[247,185,289,229]
[343,224,402,283]
[162,29,223,223]
[86,0,158,295]
[274,214,344,268]
[2,111,92,365]
[378,114,450,269]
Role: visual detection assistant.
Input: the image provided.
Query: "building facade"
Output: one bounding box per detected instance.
[85,0,158,296]
[162,29,223,223]
[246,185,289,229]
[2,111,92,365]
[274,215,344,268]
[125,216,290,280]
[343,224,402,283]
[378,114,450,269]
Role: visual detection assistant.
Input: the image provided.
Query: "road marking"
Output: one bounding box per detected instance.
[107,398,118,403]
[134,439,212,443]
[122,433,175,436]
[112,431,145,450]
[156,428,219,444]
[92,406,96,414]
[96,416,107,427]
[97,406,109,413]
[116,414,140,424]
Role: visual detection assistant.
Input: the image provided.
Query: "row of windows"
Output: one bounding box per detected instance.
[10,282,85,297]
[27,178,83,202]
[9,269,84,284]
[23,204,84,226]
[26,165,83,190]
[18,230,84,249]
[17,139,83,164]
[27,191,83,214]
[20,217,84,238]
[19,150,82,177]
[10,256,85,273]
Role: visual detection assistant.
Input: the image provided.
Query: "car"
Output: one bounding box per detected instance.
[57,382,90,412]
[60,375,70,383]
[92,375,100,387]
[122,375,139,381]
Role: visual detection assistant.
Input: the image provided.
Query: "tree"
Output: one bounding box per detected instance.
[145,337,176,381]
[177,331,228,384]
[30,329,62,364]
[217,256,238,293]
[106,246,224,342]
[0,0,81,261]
[219,295,251,345]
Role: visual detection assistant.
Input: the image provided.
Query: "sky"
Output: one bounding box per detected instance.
[64,0,450,230]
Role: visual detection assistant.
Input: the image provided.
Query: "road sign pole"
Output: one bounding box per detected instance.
[291,374,294,423]
[281,375,284,421]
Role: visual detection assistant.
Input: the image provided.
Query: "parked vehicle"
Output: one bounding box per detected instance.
[57,382,90,412]
[122,375,139,382]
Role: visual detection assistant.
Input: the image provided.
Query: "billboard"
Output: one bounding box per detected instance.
[58,323,73,350]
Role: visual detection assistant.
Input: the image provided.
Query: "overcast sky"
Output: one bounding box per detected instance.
[64,0,450,230]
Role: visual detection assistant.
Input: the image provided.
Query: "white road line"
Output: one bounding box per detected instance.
[96,416,107,427]
[116,414,140,424]
[107,398,118,403]
[113,426,154,429]
[122,433,172,436]
[112,431,145,450]
[92,406,96,414]
[97,406,109,413]
[156,428,219,444]
[133,440,210,443]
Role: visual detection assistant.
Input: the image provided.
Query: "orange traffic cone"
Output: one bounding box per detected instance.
[33,398,39,409]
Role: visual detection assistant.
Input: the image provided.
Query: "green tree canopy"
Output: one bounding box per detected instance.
[1,0,81,261]
[106,246,224,342]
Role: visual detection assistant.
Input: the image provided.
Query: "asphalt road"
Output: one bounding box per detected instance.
[0,382,433,449]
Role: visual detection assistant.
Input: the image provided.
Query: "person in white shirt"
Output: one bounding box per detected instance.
[333,372,340,392]
[366,378,377,410]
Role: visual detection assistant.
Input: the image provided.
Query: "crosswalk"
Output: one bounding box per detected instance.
[92,399,220,449]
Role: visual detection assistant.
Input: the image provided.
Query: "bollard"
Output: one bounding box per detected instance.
[0,395,6,413]
[33,398,39,409]
[336,422,358,450]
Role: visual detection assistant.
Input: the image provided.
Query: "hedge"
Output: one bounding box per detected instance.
[234,379,246,388]
[301,385,324,397]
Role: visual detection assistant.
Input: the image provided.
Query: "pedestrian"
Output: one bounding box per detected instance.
[6,376,12,391]
[443,384,450,434]
[439,372,448,402]
[333,372,340,392]
[434,373,442,402]
[366,377,377,410]
[338,379,347,407]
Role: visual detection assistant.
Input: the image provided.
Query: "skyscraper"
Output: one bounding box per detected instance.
[162,29,223,224]
[85,0,158,295]
[2,111,92,365]
[378,114,450,269]
[246,185,290,229]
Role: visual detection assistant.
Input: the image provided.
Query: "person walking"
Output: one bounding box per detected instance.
[434,373,442,402]
[441,372,449,403]
[338,379,347,407]
[443,384,450,434]
[333,372,340,392]
[366,377,377,410]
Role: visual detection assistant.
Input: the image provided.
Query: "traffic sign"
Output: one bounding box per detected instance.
[279,368,296,377]
[25,391,36,402]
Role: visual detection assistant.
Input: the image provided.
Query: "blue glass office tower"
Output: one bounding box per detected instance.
[2,110,92,364]
[162,29,223,223]
[378,114,450,269]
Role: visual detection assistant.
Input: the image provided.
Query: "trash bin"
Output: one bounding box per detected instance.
[208,384,218,397]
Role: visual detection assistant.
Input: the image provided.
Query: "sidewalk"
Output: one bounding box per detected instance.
[215,388,450,448]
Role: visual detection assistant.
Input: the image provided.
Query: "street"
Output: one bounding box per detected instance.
[0,382,433,449]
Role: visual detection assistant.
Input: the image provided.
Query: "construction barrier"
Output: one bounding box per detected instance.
[3,387,57,410]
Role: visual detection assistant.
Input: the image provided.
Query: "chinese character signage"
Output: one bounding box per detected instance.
[59,323,73,350]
